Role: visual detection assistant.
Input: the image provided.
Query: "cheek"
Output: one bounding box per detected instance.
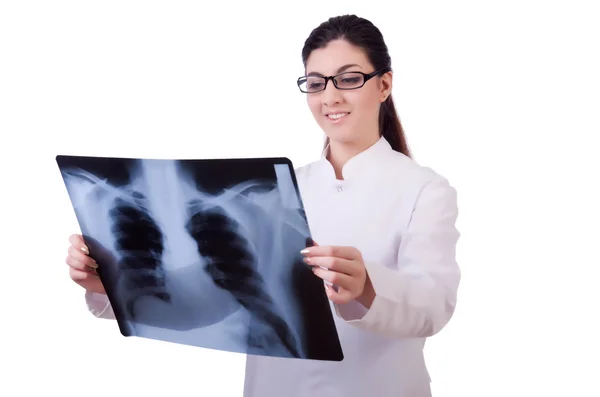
[352,91,380,118]
[307,96,321,117]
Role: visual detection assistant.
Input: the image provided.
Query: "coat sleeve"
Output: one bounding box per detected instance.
[85,291,116,320]
[334,174,461,338]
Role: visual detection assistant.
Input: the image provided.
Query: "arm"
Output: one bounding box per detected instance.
[335,175,461,338]
[85,291,116,320]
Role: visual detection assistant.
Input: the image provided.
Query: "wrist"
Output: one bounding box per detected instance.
[356,273,375,308]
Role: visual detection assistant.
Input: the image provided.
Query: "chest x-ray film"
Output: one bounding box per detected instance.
[56,155,343,362]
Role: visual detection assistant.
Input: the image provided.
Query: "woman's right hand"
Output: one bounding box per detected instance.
[66,234,106,294]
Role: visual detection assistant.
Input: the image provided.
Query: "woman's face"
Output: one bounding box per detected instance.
[303,39,392,146]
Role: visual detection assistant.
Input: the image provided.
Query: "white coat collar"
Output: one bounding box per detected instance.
[316,136,394,181]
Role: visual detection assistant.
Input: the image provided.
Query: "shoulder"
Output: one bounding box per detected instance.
[385,151,458,210]
[293,160,319,184]
[390,150,454,187]
[293,160,317,175]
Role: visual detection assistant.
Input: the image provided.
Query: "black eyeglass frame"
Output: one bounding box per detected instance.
[296,67,391,93]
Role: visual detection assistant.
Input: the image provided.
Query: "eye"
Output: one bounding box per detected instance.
[335,73,364,88]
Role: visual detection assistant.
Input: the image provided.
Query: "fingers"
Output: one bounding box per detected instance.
[324,283,353,304]
[303,243,366,304]
[312,266,353,289]
[66,234,97,272]
[66,254,97,275]
[69,233,90,255]
[70,267,106,294]
[67,244,97,270]
[303,255,355,276]
[69,267,98,282]
[301,245,360,260]
[66,234,106,294]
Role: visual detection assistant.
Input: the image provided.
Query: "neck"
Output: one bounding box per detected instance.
[326,134,380,180]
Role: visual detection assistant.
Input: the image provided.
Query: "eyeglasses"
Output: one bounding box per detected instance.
[297,68,390,93]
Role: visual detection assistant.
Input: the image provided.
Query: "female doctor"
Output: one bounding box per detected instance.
[64,14,460,397]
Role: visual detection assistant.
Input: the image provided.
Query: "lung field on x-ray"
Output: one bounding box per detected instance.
[109,193,170,320]
[59,156,334,360]
[185,200,301,357]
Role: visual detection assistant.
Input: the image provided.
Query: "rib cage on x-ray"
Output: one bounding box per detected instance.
[59,157,327,359]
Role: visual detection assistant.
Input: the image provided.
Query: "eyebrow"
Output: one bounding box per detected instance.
[306,63,362,77]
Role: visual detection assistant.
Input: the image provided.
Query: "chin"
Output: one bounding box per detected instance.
[323,128,358,145]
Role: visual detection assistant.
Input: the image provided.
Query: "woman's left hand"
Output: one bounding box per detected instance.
[301,243,375,307]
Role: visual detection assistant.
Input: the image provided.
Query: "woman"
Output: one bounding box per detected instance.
[65,14,460,397]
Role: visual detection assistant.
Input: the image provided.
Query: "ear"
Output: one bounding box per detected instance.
[380,71,393,102]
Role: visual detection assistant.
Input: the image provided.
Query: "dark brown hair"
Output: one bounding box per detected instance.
[301,15,411,158]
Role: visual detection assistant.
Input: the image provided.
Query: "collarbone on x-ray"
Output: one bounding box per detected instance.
[62,158,319,359]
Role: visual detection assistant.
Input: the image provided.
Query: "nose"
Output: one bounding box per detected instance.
[321,79,343,106]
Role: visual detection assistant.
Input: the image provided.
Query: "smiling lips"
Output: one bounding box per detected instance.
[326,112,349,123]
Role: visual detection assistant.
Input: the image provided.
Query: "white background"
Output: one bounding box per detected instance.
[1,1,599,396]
